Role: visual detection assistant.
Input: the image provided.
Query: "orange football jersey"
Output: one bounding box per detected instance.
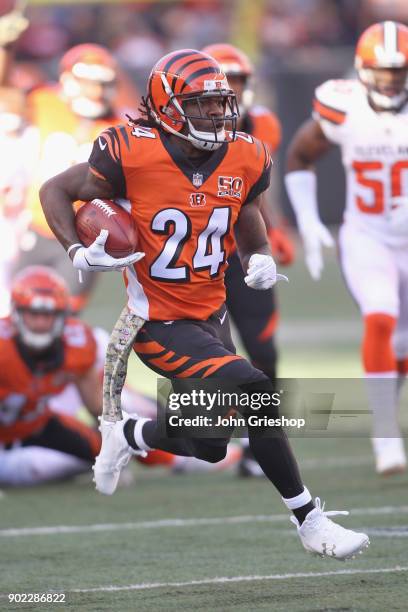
[227,105,282,255]
[89,124,272,321]
[0,317,96,443]
[27,85,120,238]
[242,105,282,154]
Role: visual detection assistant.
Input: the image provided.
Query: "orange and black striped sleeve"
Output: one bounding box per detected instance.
[244,141,272,205]
[88,127,127,197]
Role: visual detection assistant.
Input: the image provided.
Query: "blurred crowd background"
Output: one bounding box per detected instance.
[6,1,408,70]
[2,0,408,220]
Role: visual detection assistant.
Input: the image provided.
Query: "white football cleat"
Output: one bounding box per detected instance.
[291,498,369,561]
[93,411,146,495]
[371,437,407,476]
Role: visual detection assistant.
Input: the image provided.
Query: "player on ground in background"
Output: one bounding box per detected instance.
[285,21,408,475]
[0,265,237,486]
[0,266,103,486]
[202,43,295,477]
[40,49,369,560]
[13,44,124,314]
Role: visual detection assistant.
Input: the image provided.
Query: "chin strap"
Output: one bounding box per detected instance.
[369,88,408,111]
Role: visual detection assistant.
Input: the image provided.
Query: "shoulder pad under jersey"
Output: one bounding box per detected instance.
[313,79,359,126]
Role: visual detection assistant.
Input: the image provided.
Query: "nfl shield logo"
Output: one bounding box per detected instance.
[192,173,203,187]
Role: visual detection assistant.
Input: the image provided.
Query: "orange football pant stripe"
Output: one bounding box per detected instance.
[137,450,175,466]
[257,311,279,342]
[362,313,397,373]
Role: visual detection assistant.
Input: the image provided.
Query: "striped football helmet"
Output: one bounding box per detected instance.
[202,43,254,113]
[147,49,238,150]
[355,21,408,110]
[11,266,69,350]
[60,43,117,119]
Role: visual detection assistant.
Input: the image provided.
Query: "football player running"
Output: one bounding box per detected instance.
[202,43,294,477]
[285,21,408,475]
[41,49,369,560]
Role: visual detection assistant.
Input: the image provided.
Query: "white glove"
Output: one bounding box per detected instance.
[72,229,144,271]
[244,254,288,290]
[0,11,29,46]
[285,170,334,281]
[389,197,408,236]
[298,218,334,281]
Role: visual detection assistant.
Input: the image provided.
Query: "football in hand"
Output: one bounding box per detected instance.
[75,199,138,258]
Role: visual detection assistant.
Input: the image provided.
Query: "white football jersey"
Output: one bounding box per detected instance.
[313,79,408,246]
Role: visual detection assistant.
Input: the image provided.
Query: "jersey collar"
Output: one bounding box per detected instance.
[159,130,228,187]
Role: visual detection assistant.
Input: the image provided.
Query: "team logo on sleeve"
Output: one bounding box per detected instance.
[218,176,243,199]
[190,193,206,207]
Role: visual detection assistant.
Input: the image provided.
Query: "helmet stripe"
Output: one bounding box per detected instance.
[162,50,200,73]
[383,21,398,54]
[180,67,220,92]
[171,57,206,92]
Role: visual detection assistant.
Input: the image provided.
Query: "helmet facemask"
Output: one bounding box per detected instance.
[60,44,117,119]
[355,21,408,111]
[358,66,408,110]
[149,69,239,150]
[224,73,254,116]
[12,307,66,351]
[11,266,70,351]
[61,70,117,119]
[201,44,255,117]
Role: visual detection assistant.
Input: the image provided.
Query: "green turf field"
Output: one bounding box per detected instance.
[1,244,407,611]
[1,439,407,611]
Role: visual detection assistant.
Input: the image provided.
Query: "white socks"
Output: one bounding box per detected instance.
[282,486,312,511]
[365,373,400,438]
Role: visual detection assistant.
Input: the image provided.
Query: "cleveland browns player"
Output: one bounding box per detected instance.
[202,43,295,477]
[40,49,368,560]
[285,21,408,476]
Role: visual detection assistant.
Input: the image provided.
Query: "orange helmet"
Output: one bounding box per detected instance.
[60,43,117,119]
[201,43,253,76]
[11,266,69,350]
[202,43,254,113]
[146,48,238,150]
[355,21,408,110]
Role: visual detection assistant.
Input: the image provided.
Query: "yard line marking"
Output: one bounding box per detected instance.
[71,566,408,593]
[2,505,408,538]
[301,456,372,469]
[364,528,408,537]
[269,527,408,538]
